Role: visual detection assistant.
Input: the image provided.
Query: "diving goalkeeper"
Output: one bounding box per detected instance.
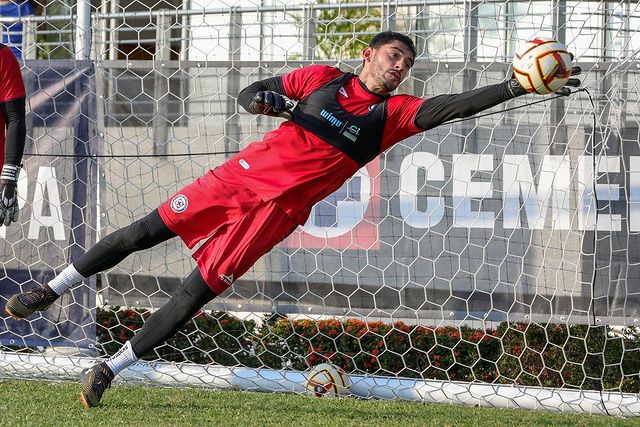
[4,31,581,408]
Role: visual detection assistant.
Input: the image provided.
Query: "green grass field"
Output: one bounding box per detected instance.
[1,379,639,427]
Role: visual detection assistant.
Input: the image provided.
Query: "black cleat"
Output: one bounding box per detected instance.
[5,284,59,319]
[80,362,115,408]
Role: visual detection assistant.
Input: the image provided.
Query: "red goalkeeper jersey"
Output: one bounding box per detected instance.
[221,65,426,224]
[0,44,25,168]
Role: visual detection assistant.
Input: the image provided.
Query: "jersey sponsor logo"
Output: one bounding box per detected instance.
[343,131,357,142]
[343,124,360,142]
[239,159,250,170]
[338,86,348,98]
[170,194,188,213]
[219,273,234,286]
[320,109,343,128]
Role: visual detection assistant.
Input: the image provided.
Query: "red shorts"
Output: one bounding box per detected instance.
[158,167,297,294]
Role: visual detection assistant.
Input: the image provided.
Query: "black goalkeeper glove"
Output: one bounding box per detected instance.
[0,163,20,226]
[509,65,582,97]
[553,66,582,96]
[248,91,294,118]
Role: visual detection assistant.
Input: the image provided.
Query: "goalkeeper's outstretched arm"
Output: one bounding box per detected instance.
[414,66,581,131]
[414,80,526,131]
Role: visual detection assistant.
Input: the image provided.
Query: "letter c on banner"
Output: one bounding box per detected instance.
[302,167,371,238]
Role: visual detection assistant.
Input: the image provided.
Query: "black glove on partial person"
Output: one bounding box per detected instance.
[508,65,582,97]
[0,164,20,226]
[248,91,294,117]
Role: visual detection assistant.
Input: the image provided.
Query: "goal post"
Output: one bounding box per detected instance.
[1,0,640,417]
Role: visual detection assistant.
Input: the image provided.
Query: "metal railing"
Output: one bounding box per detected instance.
[0,1,637,62]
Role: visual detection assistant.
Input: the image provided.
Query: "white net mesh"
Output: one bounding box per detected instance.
[1,0,640,416]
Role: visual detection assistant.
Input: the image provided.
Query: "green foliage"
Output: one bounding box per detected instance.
[314,0,382,60]
[97,307,260,367]
[97,307,640,393]
[35,2,75,59]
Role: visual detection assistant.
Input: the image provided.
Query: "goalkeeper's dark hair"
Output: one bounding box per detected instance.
[369,31,416,59]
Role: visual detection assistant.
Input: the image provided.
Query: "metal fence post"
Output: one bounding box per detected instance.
[22,15,37,60]
[550,0,567,156]
[180,0,191,61]
[462,0,478,153]
[382,2,396,32]
[155,9,172,61]
[303,5,316,60]
[153,9,172,156]
[75,0,92,60]
[108,0,119,60]
[92,1,109,60]
[224,6,242,154]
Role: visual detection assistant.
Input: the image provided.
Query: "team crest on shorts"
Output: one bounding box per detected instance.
[170,194,188,213]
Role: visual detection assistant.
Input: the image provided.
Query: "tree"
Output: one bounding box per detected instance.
[314,0,381,60]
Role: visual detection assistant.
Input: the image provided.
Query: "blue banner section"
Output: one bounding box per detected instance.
[0,61,98,349]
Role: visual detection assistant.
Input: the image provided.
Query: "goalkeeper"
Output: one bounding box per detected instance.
[0,42,27,227]
[5,31,581,408]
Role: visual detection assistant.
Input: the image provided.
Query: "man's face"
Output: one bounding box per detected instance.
[363,40,415,92]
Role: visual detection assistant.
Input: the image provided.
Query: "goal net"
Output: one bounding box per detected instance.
[1,0,640,417]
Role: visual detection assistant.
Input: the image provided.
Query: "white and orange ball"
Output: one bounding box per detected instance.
[305,363,350,397]
[512,37,573,94]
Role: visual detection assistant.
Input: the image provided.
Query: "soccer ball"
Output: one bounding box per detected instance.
[512,37,573,95]
[305,363,350,397]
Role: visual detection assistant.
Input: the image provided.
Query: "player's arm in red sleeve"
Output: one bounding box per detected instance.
[0,45,26,226]
[281,65,342,100]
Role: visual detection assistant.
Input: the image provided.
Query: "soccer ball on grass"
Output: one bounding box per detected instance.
[305,363,350,397]
[512,37,573,95]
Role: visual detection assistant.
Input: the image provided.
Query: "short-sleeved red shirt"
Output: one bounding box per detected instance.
[0,44,26,168]
[221,65,426,224]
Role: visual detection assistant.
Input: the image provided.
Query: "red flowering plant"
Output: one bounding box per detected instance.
[97,307,260,366]
[493,322,640,391]
[96,307,149,357]
[256,318,501,382]
[96,307,640,392]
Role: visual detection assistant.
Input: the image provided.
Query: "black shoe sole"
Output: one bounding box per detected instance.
[5,296,31,319]
[80,392,96,409]
[5,295,53,319]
